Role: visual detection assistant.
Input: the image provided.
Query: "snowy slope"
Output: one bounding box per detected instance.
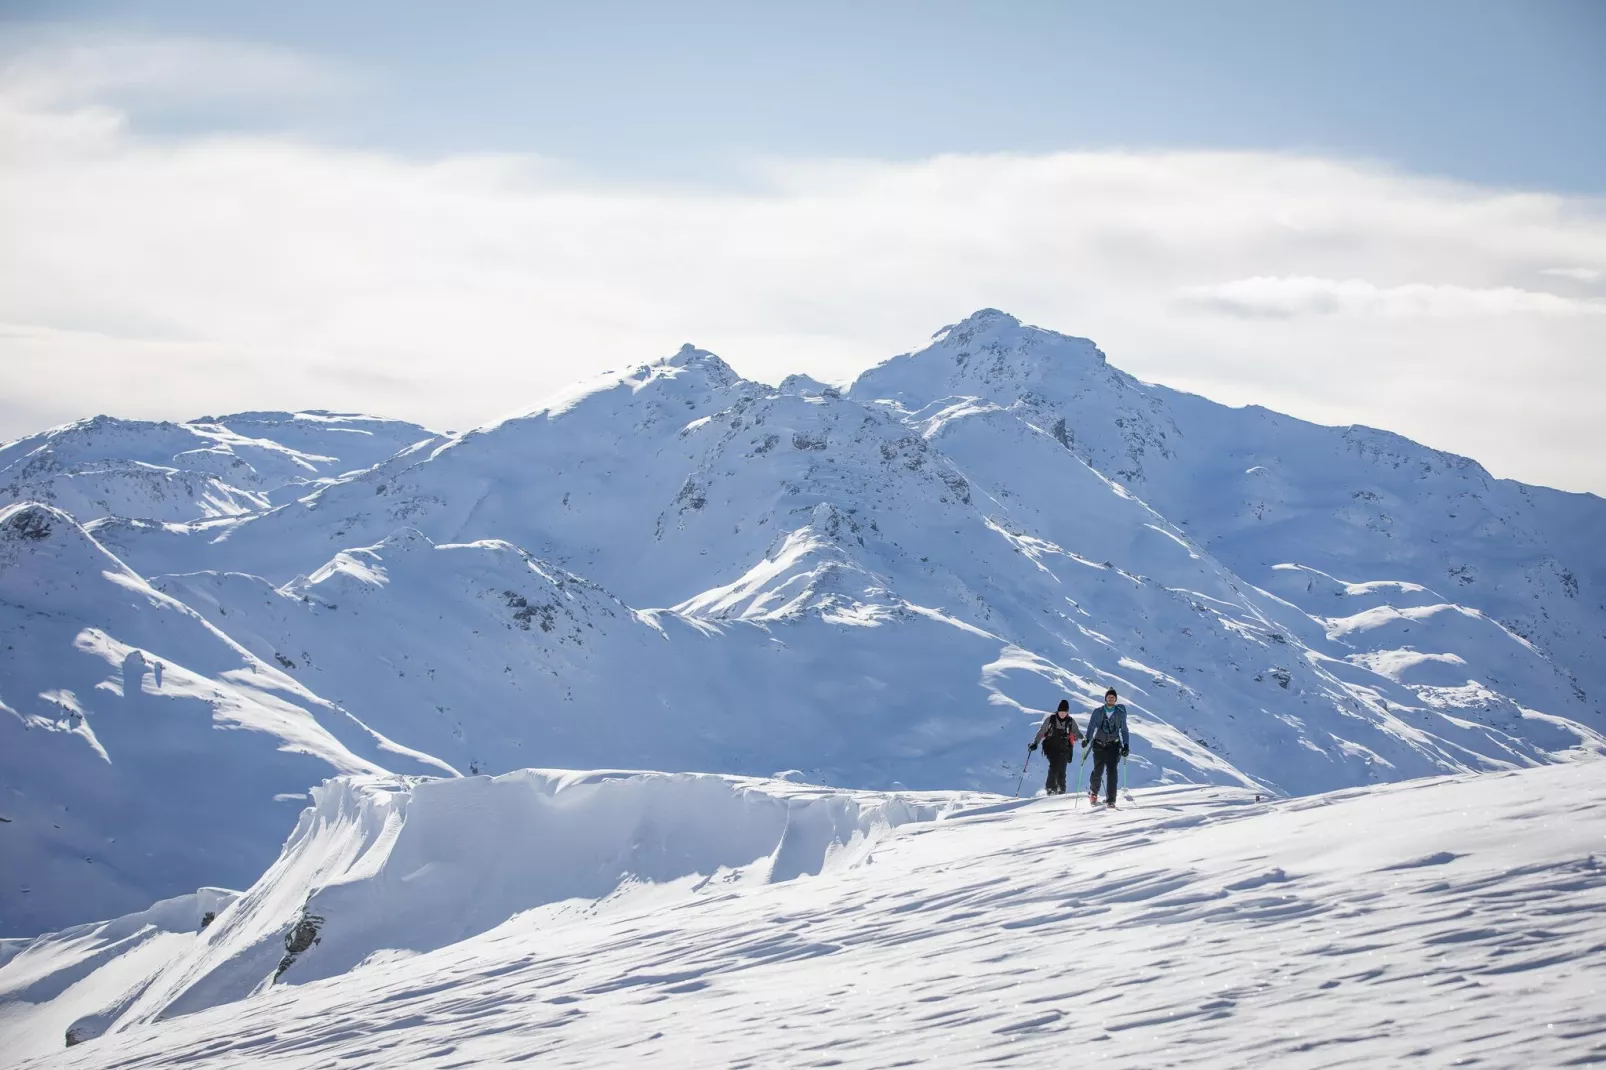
[0,769,964,1064]
[5,310,1604,939]
[83,317,1606,791]
[0,503,450,936]
[0,412,439,523]
[0,889,238,1061]
[853,309,1606,715]
[145,518,1278,798]
[86,347,766,590]
[7,758,1603,1068]
[147,530,1077,789]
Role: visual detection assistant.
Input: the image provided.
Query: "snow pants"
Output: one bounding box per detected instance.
[1044,748,1069,795]
[1089,742,1122,804]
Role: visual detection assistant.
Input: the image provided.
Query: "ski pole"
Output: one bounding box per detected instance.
[1121,753,1138,807]
[1075,745,1089,807]
[1013,748,1032,797]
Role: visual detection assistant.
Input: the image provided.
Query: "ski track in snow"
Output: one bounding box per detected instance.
[13,760,1605,1069]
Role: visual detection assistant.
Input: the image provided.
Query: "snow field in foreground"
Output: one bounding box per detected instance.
[0,771,966,1064]
[13,758,1606,1068]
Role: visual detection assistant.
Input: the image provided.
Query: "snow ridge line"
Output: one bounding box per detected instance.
[69,770,968,1036]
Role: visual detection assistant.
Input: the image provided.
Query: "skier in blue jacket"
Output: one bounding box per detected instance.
[1084,688,1129,808]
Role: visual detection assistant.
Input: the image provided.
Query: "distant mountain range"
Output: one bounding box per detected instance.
[4,309,1602,935]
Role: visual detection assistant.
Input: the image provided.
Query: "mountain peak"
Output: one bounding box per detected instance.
[778,374,842,399]
[934,308,1020,338]
[662,343,738,382]
[850,311,1109,408]
[930,309,1102,362]
[0,501,146,612]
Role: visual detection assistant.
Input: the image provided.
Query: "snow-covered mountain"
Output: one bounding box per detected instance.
[0,412,439,523]
[0,502,451,937]
[3,311,1603,938]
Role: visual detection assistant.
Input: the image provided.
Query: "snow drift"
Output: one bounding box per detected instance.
[18,770,962,1041]
[11,758,1606,1069]
[0,887,237,1065]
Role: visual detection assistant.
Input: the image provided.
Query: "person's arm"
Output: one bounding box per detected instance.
[1119,705,1131,752]
[1084,709,1101,747]
[1029,716,1050,749]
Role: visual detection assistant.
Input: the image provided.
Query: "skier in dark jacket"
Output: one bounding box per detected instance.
[1028,699,1082,795]
[1084,688,1130,808]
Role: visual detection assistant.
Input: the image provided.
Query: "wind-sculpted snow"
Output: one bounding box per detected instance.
[0,888,238,1063]
[5,309,1605,937]
[0,770,962,1046]
[12,760,1605,1068]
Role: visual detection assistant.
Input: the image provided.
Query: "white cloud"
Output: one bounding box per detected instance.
[1180,276,1605,319]
[0,33,355,110]
[1541,266,1603,282]
[1,39,1604,494]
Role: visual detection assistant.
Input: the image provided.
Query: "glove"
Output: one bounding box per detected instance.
[1028,742,1038,752]
[1120,745,1129,758]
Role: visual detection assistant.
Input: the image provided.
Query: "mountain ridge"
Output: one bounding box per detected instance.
[2,310,1601,934]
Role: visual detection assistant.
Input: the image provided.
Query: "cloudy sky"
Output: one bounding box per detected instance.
[1,1,1603,492]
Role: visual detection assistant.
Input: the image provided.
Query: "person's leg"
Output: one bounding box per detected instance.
[1045,749,1064,794]
[1088,749,1104,800]
[1095,746,1117,802]
[1104,744,1120,804]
